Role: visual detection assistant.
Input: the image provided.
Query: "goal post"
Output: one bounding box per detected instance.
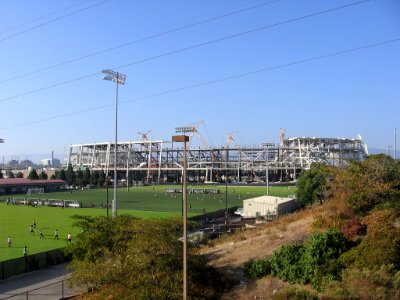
[27,188,44,195]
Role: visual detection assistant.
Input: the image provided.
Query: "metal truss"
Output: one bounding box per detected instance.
[68,136,368,183]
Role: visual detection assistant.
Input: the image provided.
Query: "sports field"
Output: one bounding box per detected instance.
[0,185,295,261]
[18,184,295,212]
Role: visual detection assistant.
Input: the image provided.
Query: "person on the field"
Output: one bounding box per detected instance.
[23,245,27,256]
[29,225,34,236]
[67,233,72,243]
[54,229,59,240]
[40,229,44,239]
[7,236,11,247]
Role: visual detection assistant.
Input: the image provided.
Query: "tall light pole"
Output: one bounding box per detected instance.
[102,69,127,217]
[173,126,195,300]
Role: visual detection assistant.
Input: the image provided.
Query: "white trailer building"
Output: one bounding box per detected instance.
[243,195,298,218]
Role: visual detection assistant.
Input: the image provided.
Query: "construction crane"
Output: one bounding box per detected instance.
[138,130,152,142]
[184,120,210,149]
[225,131,239,148]
[279,128,285,147]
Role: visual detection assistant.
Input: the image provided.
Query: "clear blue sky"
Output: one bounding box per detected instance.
[0,0,399,162]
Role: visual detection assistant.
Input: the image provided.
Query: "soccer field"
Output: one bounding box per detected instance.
[1,185,294,260]
[21,184,294,213]
[0,205,177,261]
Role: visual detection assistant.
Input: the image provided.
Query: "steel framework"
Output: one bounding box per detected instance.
[68,136,368,183]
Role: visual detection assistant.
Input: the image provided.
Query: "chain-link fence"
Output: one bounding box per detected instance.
[0,279,81,300]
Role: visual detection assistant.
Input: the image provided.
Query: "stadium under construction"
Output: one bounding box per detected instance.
[68,132,368,184]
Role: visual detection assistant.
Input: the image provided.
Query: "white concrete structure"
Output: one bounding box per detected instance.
[243,195,298,218]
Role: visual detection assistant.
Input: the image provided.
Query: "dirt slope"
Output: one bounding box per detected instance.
[200,208,318,299]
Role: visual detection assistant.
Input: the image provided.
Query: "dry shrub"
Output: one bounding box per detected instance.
[323,264,400,300]
[271,286,318,300]
[339,209,400,269]
[340,217,365,240]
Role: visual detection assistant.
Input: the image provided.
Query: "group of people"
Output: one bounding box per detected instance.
[5,220,74,257]
[6,236,27,256]
[27,219,72,242]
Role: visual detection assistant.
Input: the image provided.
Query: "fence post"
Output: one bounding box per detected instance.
[26,291,28,300]
[62,280,64,298]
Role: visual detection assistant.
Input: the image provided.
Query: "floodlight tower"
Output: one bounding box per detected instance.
[101,69,127,218]
[172,126,195,300]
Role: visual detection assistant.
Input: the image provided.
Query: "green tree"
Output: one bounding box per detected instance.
[296,163,330,206]
[0,169,3,179]
[90,170,99,186]
[66,163,76,186]
[58,169,67,181]
[50,174,56,180]
[28,169,39,180]
[66,215,227,299]
[7,169,15,178]
[98,170,106,187]
[16,172,23,178]
[83,167,91,186]
[76,169,84,187]
[39,170,48,180]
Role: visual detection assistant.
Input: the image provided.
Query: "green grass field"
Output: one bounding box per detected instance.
[0,205,177,261]
[17,185,294,212]
[1,185,295,261]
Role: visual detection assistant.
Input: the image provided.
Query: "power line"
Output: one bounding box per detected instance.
[0,0,370,104]
[0,0,281,85]
[0,0,112,43]
[1,37,398,132]
[0,0,93,35]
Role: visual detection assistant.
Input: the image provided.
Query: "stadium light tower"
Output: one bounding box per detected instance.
[172,126,195,300]
[101,69,127,218]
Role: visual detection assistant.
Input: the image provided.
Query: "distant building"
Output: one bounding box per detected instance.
[243,195,298,218]
[19,160,34,168]
[0,178,65,195]
[41,158,61,168]
[6,160,19,166]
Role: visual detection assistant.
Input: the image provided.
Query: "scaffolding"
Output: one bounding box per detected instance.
[68,136,368,183]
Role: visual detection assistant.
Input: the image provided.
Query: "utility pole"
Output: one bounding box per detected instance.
[173,126,195,300]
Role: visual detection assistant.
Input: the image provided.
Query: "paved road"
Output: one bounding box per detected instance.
[0,264,83,300]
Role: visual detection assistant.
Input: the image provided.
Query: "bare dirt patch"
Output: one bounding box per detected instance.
[200,206,321,298]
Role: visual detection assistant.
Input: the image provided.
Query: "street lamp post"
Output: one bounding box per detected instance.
[102,69,127,217]
[173,126,195,300]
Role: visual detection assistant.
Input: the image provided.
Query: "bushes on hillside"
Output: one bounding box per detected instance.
[243,258,271,279]
[244,228,348,289]
[339,209,400,269]
[324,264,400,300]
[270,286,318,300]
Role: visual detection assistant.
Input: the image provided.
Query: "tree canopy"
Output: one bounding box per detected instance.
[66,163,76,185]
[27,169,39,180]
[296,163,331,206]
[66,215,228,299]
[39,170,48,180]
